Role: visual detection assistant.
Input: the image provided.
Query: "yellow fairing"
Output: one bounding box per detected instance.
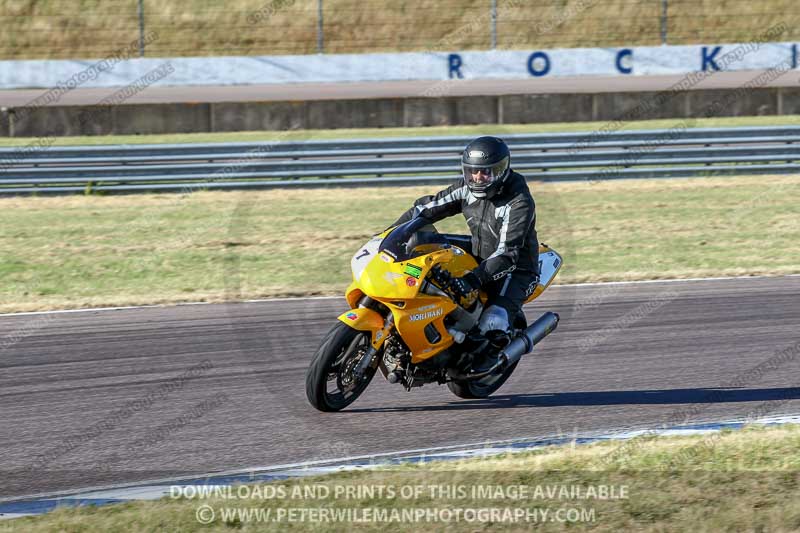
[344,283,365,310]
[394,297,459,364]
[344,228,562,363]
[348,244,479,364]
[359,248,454,300]
[337,307,386,348]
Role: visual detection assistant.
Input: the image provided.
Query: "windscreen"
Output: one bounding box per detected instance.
[380,217,445,262]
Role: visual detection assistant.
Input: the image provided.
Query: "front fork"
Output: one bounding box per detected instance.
[337,307,394,377]
[354,313,394,378]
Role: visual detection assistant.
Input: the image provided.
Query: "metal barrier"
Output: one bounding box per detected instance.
[0,126,798,194]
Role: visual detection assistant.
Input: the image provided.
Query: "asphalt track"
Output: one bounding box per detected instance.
[1,70,799,106]
[1,276,799,500]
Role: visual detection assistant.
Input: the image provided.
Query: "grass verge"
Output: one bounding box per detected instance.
[1,115,799,147]
[0,174,798,313]
[3,0,799,59]
[5,424,800,532]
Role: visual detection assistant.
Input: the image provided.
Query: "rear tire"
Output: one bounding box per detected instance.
[306,322,378,412]
[447,360,519,399]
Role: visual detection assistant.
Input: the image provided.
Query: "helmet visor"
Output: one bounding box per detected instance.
[462,156,509,191]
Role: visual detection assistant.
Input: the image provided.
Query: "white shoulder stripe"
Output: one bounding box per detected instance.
[487,205,512,260]
[414,186,467,215]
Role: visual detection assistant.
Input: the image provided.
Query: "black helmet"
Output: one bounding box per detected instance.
[461,136,511,199]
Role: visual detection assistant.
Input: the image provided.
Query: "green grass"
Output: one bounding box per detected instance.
[1,115,798,147]
[2,0,799,59]
[0,174,798,313]
[6,424,800,532]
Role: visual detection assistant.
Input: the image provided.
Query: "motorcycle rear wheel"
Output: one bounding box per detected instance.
[447,360,519,399]
[306,322,377,412]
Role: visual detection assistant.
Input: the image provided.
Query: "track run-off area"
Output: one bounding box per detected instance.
[1,275,798,501]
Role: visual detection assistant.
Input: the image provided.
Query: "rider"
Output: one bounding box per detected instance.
[391,136,539,361]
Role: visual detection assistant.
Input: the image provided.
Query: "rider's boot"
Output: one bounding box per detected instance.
[471,330,510,373]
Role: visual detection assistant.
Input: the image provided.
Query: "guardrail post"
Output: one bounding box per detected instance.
[138,0,146,57]
[660,0,668,45]
[317,0,324,54]
[490,0,497,50]
[2,107,15,137]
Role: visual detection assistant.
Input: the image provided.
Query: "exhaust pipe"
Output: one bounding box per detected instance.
[498,311,560,369]
[450,312,560,381]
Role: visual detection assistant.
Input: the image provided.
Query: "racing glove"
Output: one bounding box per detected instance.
[450,271,482,307]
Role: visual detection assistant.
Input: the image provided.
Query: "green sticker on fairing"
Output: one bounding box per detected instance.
[404,264,423,279]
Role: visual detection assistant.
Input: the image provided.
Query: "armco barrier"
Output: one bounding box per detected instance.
[0,126,798,194]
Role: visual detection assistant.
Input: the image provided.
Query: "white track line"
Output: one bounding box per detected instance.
[1,273,797,318]
[3,413,800,507]
[558,273,800,288]
[0,437,549,504]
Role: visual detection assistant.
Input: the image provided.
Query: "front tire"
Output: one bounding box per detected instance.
[306,322,378,412]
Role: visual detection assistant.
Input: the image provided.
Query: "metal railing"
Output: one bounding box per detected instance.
[0,126,798,195]
[3,0,799,60]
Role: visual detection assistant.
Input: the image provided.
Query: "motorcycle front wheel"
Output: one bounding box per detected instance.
[305,322,378,412]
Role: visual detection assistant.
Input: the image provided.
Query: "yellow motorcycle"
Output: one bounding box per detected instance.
[305,217,563,412]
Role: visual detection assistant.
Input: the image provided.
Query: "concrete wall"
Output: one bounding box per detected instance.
[1,87,792,138]
[3,39,796,90]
